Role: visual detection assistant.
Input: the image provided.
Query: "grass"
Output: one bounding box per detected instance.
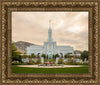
[12,65,88,74]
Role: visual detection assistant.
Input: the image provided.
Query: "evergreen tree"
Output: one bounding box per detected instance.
[41,54,46,59]
[12,43,22,61]
[81,50,88,61]
[31,53,36,58]
[54,54,59,59]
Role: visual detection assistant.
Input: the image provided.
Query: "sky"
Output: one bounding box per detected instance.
[12,12,88,51]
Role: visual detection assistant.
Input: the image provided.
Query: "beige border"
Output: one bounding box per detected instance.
[0,0,99,84]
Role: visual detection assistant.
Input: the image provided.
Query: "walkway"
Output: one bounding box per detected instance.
[17,65,84,68]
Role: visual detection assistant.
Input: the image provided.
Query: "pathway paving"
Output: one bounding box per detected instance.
[17,65,84,68]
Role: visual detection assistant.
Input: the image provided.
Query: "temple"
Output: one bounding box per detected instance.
[26,21,74,58]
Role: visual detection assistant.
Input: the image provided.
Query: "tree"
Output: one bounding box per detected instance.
[30,53,36,58]
[12,51,21,61]
[12,43,17,51]
[41,54,46,59]
[12,43,22,61]
[54,54,59,59]
[64,53,70,58]
[64,53,72,63]
[60,53,63,58]
[19,55,22,63]
[21,54,29,58]
[81,50,88,61]
[37,53,40,59]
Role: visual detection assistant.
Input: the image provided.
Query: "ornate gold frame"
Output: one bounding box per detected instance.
[0,0,100,84]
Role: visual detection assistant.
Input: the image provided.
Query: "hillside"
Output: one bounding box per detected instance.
[14,41,36,53]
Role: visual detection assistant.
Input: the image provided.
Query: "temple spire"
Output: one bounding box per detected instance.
[48,20,52,42]
[49,20,51,29]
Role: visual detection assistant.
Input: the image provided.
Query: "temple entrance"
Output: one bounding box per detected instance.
[47,51,53,59]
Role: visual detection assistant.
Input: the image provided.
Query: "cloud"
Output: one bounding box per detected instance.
[12,12,88,51]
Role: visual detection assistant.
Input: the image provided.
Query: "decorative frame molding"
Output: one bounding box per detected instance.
[0,0,100,84]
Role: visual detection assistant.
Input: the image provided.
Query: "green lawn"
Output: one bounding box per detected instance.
[12,65,88,73]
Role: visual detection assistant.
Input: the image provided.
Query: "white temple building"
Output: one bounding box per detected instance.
[26,21,74,58]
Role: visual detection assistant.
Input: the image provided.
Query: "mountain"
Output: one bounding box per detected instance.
[74,50,82,54]
[14,41,36,53]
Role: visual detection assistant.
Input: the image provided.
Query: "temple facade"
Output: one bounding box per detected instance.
[26,21,74,58]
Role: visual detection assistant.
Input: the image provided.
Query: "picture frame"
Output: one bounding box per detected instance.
[0,0,100,84]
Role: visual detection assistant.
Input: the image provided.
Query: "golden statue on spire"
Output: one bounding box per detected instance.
[49,20,51,28]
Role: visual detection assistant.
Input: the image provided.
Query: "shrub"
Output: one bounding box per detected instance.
[28,60,35,65]
[12,61,27,65]
[58,58,64,64]
[65,62,77,65]
[65,62,88,65]
[30,53,36,58]
[12,61,19,65]
[22,54,29,58]
[36,59,41,64]
[76,63,88,65]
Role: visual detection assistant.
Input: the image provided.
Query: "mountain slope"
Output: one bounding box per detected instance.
[14,41,36,53]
